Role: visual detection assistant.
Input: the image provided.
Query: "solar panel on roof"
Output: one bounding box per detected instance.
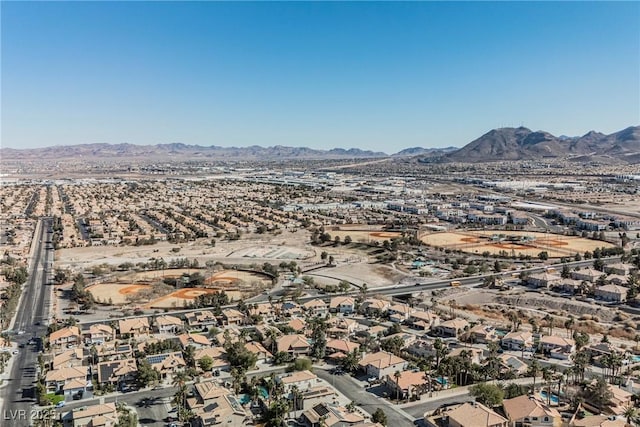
[313,404,330,417]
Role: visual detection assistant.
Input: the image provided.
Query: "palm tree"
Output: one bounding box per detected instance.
[528,359,541,392]
[622,405,638,426]
[541,367,553,406]
[393,370,402,403]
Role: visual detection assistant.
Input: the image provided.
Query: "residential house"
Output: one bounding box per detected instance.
[244,341,272,363]
[385,369,429,400]
[501,331,534,351]
[406,339,439,359]
[155,315,183,334]
[288,318,307,334]
[527,272,562,289]
[326,339,359,355]
[557,279,582,294]
[45,366,88,395]
[145,351,186,379]
[96,358,137,389]
[570,415,626,427]
[185,310,218,330]
[329,296,355,315]
[572,268,603,283]
[52,348,84,370]
[83,324,115,345]
[326,317,358,338]
[606,385,633,415]
[62,402,118,427]
[360,298,390,317]
[187,381,248,427]
[468,324,499,344]
[380,333,417,349]
[449,347,484,365]
[177,333,211,349]
[221,308,246,326]
[50,326,81,348]
[605,263,635,276]
[248,303,275,321]
[446,402,508,427]
[276,370,319,395]
[594,285,628,302]
[388,303,414,323]
[503,395,562,427]
[281,301,303,317]
[118,317,150,338]
[358,351,407,380]
[433,318,469,338]
[606,275,628,286]
[194,347,229,372]
[277,334,311,356]
[302,299,328,317]
[408,310,439,331]
[498,354,529,376]
[539,336,575,360]
[300,403,365,427]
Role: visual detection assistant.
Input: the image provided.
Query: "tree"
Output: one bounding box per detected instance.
[582,377,613,410]
[198,355,214,372]
[622,405,638,426]
[470,383,504,407]
[538,251,549,261]
[320,251,328,261]
[371,408,388,426]
[503,383,527,399]
[135,359,159,388]
[393,370,402,403]
[292,357,313,372]
[344,235,352,245]
[528,359,541,391]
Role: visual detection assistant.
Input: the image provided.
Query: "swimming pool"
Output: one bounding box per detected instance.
[540,390,559,405]
[239,386,269,404]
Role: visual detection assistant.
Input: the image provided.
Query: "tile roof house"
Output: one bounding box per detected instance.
[50,326,81,348]
[52,348,84,370]
[302,298,328,317]
[186,381,248,427]
[329,296,355,314]
[539,336,575,360]
[358,351,407,380]
[501,331,534,351]
[300,403,365,427]
[45,366,88,394]
[83,324,115,345]
[96,358,137,387]
[145,351,186,378]
[177,333,211,349]
[277,334,311,356]
[503,395,562,427]
[446,402,508,427]
[244,341,272,362]
[155,315,184,334]
[326,339,360,355]
[433,318,469,338]
[385,369,429,400]
[185,310,218,329]
[118,317,150,337]
[63,402,118,427]
[594,285,628,302]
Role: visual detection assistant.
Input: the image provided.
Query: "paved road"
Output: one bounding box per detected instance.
[314,368,416,427]
[1,217,54,427]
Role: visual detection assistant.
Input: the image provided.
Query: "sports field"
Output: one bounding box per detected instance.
[420,230,616,258]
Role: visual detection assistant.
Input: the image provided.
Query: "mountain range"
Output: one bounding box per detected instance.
[1,125,638,163]
[442,125,640,163]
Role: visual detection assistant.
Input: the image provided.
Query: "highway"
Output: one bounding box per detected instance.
[1,217,54,427]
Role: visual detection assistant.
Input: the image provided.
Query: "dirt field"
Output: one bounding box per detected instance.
[86,283,152,305]
[421,230,616,258]
[146,288,243,309]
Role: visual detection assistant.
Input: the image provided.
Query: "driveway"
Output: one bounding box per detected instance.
[314,368,416,427]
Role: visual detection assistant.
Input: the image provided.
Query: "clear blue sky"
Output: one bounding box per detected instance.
[2,1,639,151]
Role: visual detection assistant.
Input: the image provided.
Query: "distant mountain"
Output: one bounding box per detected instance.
[443,126,640,163]
[0,143,388,161]
[392,146,458,157]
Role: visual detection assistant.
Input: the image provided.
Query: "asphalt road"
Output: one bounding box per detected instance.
[314,368,416,427]
[1,218,54,427]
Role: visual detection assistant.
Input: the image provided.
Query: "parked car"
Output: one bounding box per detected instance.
[55,401,66,408]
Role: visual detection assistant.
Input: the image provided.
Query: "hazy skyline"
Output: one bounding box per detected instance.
[2,1,638,151]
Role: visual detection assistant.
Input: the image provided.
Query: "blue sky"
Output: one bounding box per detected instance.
[2,1,639,151]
